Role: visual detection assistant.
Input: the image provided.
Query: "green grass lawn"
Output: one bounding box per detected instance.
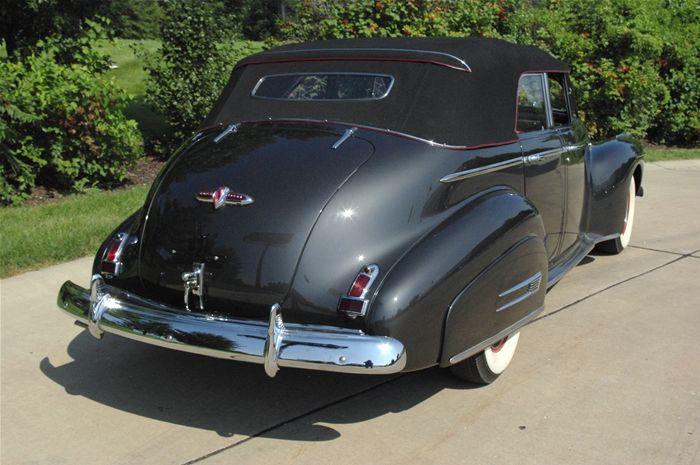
[96,39,160,95]
[644,146,700,162]
[0,187,148,278]
[96,38,170,141]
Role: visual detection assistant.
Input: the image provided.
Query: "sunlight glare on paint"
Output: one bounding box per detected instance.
[339,207,356,220]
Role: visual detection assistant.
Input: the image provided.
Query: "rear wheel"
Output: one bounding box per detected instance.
[595,176,636,254]
[449,333,520,384]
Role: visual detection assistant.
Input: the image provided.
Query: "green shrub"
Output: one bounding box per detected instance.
[0,46,143,205]
[279,0,513,40]
[143,0,263,153]
[505,0,700,142]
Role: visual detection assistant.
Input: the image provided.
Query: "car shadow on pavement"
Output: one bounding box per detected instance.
[40,330,478,441]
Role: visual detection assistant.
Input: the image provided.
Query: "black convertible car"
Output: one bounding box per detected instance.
[58,38,643,384]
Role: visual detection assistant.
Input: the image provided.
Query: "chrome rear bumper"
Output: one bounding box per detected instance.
[57,276,406,377]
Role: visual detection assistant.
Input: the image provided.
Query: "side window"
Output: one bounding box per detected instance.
[547,73,571,127]
[517,74,547,132]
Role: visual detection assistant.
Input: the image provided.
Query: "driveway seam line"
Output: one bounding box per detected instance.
[628,244,686,256]
[181,374,406,465]
[531,252,693,325]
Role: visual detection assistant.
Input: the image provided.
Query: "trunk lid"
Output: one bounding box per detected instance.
[138,122,373,317]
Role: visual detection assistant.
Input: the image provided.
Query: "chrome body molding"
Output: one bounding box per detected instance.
[448,305,545,365]
[496,271,542,312]
[439,157,524,183]
[213,123,240,143]
[57,278,407,377]
[331,127,357,149]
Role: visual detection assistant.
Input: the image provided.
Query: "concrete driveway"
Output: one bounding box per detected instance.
[2,160,699,465]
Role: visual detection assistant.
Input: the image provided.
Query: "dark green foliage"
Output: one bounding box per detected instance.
[506,0,699,144]
[98,0,163,39]
[142,0,263,153]
[278,0,514,40]
[0,0,105,60]
[0,43,144,205]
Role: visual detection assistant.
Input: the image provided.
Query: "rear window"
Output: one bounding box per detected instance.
[252,73,394,101]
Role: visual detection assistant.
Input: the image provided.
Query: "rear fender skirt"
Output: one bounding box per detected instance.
[366,187,545,371]
[583,134,643,241]
[440,234,547,366]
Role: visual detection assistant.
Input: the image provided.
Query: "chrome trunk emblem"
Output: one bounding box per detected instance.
[195,186,254,210]
[181,263,205,311]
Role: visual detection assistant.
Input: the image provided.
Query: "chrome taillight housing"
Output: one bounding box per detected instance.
[338,264,379,318]
[100,232,137,277]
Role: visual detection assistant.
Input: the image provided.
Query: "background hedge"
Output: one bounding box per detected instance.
[1,0,698,205]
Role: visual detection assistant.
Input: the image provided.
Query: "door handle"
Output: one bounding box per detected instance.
[524,148,564,165]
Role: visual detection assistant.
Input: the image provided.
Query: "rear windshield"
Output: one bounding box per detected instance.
[252,73,394,101]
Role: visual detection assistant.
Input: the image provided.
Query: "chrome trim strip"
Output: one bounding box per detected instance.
[258,47,472,72]
[57,279,407,377]
[332,127,357,149]
[448,305,545,365]
[562,143,587,152]
[523,147,565,165]
[251,72,395,101]
[213,123,239,143]
[439,157,523,183]
[496,271,542,312]
[233,118,519,151]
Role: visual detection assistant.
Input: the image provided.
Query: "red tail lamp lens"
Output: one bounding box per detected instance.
[349,274,371,297]
[338,264,379,318]
[338,298,366,314]
[101,233,131,276]
[105,236,124,262]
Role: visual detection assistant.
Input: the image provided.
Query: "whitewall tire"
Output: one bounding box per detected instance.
[449,332,520,384]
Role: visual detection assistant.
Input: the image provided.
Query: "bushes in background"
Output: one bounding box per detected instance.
[506,0,699,144]
[278,0,515,40]
[0,43,143,205]
[142,0,263,153]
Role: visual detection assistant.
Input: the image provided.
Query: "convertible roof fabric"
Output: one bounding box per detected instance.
[203,37,570,148]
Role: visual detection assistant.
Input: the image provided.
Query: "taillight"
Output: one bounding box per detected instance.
[338,264,379,318]
[101,232,133,277]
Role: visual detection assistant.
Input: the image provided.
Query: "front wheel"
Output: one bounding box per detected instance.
[449,333,520,384]
[595,176,636,254]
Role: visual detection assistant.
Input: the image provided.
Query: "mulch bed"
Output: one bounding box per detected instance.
[23,156,166,207]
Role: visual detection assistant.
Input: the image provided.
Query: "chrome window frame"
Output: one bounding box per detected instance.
[544,72,572,129]
[251,72,396,102]
[516,73,550,133]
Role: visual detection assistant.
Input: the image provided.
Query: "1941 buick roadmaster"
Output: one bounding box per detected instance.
[57,38,643,384]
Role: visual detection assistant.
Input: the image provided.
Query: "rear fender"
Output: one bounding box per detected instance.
[366,187,545,371]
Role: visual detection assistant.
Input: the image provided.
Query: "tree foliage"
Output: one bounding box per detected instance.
[0,0,105,60]
[142,0,262,152]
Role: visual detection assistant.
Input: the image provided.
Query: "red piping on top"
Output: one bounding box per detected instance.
[513,70,571,134]
[203,118,518,151]
[238,56,472,72]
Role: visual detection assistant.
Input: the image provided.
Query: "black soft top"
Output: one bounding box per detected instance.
[203,37,569,148]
